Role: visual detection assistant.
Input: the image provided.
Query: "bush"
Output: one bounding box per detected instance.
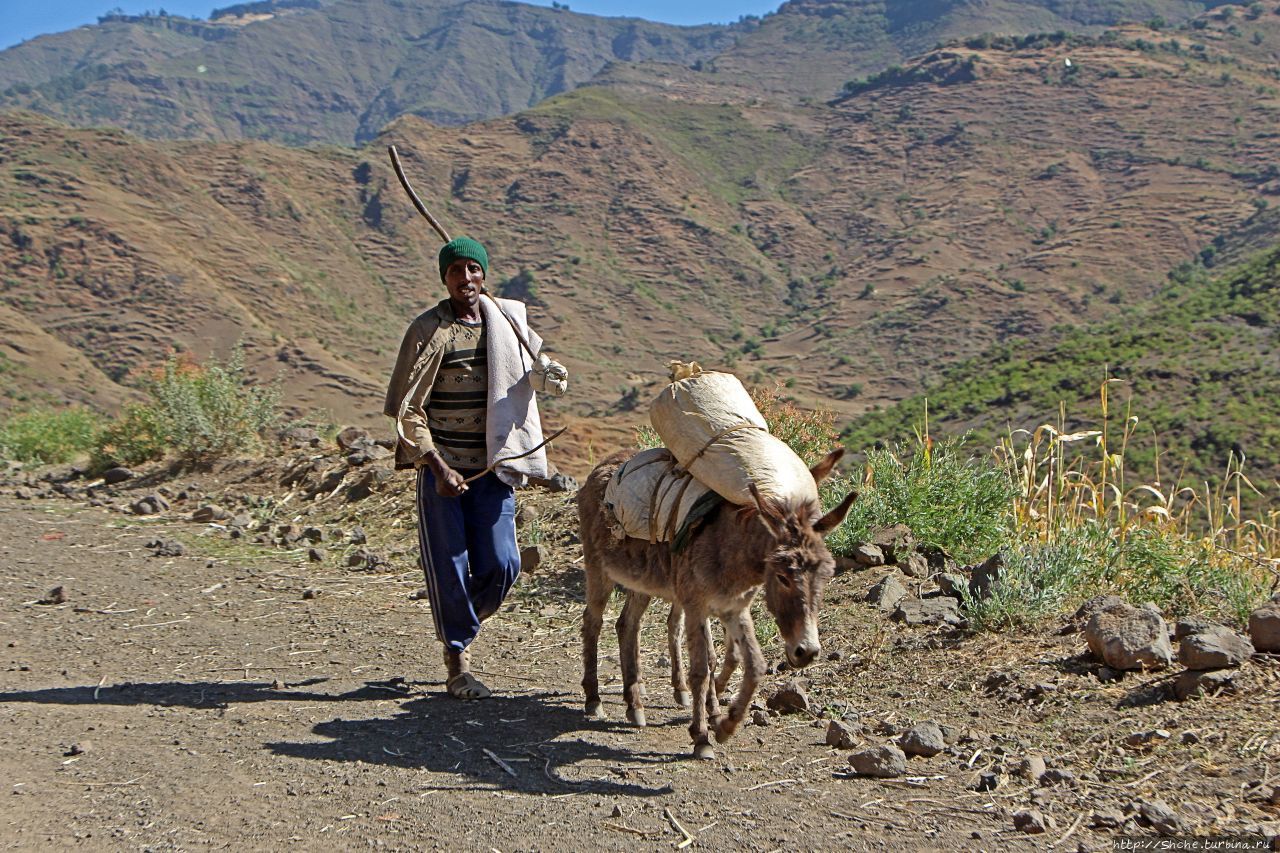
[823,437,1016,563]
[91,345,279,470]
[0,407,99,464]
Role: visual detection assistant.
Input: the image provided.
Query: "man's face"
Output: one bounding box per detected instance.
[443,258,484,310]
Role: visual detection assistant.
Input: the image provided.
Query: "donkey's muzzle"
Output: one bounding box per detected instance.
[788,643,820,668]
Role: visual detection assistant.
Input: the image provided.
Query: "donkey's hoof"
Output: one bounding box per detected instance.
[626,707,647,727]
[584,700,606,720]
[673,690,691,709]
[692,743,716,761]
[714,718,739,744]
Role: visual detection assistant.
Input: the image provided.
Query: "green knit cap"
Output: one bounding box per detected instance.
[438,236,489,282]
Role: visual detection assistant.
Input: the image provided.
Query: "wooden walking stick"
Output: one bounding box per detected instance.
[388,145,451,242]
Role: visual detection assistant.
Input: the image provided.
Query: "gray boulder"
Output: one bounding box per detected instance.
[1178,625,1254,670]
[1084,600,1173,671]
[848,745,906,778]
[892,597,964,627]
[866,575,907,611]
[898,721,946,757]
[1248,602,1280,653]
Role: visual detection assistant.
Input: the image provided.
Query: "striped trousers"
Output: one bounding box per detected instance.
[415,468,520,652]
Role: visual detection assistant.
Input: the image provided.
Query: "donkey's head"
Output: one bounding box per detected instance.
[750,448,856,669]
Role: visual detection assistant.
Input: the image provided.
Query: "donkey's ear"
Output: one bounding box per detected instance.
[809,447,845,484]
[749,483,788,538]
[814,490,857,536]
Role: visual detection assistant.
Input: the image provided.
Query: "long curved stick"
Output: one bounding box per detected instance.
[461,427,569,484]
[388,145,451,243]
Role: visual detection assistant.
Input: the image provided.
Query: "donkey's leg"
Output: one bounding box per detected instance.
[581,562,612,720]
[617,591,652,727]
[684,605,716,760]
[666,604,691,709]
[714,625,739,699]
[714,608,767,744]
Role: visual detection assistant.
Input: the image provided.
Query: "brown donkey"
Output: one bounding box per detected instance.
[579,447,856,759]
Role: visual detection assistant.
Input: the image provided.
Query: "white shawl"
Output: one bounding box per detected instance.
[480,295,548,487]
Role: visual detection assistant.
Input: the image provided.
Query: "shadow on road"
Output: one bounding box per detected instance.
[268,690,679,797]
[0,677,406,708]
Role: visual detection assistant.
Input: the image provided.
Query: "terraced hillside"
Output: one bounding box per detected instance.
[2,8,1279,464]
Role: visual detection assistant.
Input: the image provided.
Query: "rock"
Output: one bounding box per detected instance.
[40,586,68,605]
[1178,625,1254,670]
[972,770,1001,792]
[1071,594,1130,632]
[1124,729,1171,748]
[1180,730,1200,745]
[282,426,321,448]
[64,742,88,757]
[899,551,929,579]
[348,526,367,545]
[516,505,540,529]
[130,494,170,516]
[892,597,964,627]
[529,472,577,493]
[1084,600,1173,671]
[409,587,430,601]
[1173,668,1238,701]
[520,544,546,574]
[898,721,946,757]
[347,468,391,501]
[308,547,326,563]
[866,575,907,611]
[751,709,770,727]
[868,524,914,564]
[1090,809,1126,829]
[1174,616,1217,640]
[101,467,135,485]
[853,543,885,567]
[1041,768,1076,786]
[1013,810,1049,834]
[347,549,371,568]
[825,720,858,749]
[967,552,1004,601]
[919,545,956,574]
[14,487,34,500]
[1097,666,1123,683]
[276,523,303,544]
[191,504,230,523]
[1138,800,1189,836]
[146,539,185,557]
[1248,602,1280,653]
[302,526,325,544]
[335,426,372,451]
[302,588,320,600]
[937,573,968,600]
[848,745,906,778]
[1018,755,1047,783]
[766,680,810,714]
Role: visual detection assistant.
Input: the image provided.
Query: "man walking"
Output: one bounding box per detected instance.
[385,236,567,698]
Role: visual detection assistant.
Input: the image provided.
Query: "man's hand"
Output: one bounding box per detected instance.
[416,452,469,497]
[531,353,569,396]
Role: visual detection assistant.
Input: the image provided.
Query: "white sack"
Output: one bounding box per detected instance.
[649,363,817,508]
[604,448,714,543]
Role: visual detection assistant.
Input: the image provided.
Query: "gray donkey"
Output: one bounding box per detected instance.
[579,447,856,759]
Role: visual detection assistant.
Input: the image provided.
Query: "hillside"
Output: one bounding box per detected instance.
[0,0,1243,146]
[840,236,1280,490]
[3,7,1280,471]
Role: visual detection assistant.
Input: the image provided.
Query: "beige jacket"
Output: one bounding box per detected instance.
[384,295,548,486]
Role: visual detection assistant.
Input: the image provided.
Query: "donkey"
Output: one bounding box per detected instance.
[579,447,855,759]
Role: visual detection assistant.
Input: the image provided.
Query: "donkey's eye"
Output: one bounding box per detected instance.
[775,571,793,589]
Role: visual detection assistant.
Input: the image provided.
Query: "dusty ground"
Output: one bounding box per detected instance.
[1,452,1278,851]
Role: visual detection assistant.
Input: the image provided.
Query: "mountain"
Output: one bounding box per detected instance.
[0,0,1239,147]
[2,6,1279,474]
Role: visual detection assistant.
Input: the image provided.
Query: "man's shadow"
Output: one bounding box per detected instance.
[267,688,677,796]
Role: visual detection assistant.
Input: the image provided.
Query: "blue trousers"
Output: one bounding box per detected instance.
[415,468,520,652]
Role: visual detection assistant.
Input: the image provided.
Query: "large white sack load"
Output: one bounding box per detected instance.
[604,447,716,546]
[649,362,818,508]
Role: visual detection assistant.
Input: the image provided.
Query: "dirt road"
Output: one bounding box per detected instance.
[1,488,1276,851]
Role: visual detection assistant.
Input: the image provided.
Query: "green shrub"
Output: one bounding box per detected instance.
[0,407,99,464]
[823,437,1016,563]
[91,345,279,470]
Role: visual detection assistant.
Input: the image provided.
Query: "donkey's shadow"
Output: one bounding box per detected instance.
[267,688,677,797]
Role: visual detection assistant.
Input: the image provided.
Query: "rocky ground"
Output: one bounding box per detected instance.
[1,431,1278,851]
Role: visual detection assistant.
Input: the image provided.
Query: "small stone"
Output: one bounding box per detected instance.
[972,770,1001,792]
[229,513,253,529]
[936,573,967,600]
[1124,729,1171,748]
[1041,768,1076,786]
[335,426,372,451]
[147,539,185,557]
[751,710,770,727]
[1019,755,1047,782]
[516,505,540,528]
[348,526,367,545]
[302,526,325,544]
[1097,666,1123,683]
[766,680,810,714]
[520,544,547,574]
[1178,625,1254,670]
[1091,809,1125,829]
[1139,800,1189,836]
[41,586,68,605]
[898,721,946,757]
[64,742,88,757]
[302,588,320,600]
[610,805,623,818]
[1013,810,1049,834]
[853,543,885,567]
[347,549,371,568]
[968,552,1004,601]
[1247,602,1280,653]
[899,552,929,579]
[849,745,907,778]
[101,467,135,485]
[282,426,320,448]
[868,524,914,563]
[1180,730,1200,745]
[1173,668,1237,701]
[308,547,326,563]
[191,504,230,523]
[866,575,907,611]
[13,487,33,500]
[825,720,858,749]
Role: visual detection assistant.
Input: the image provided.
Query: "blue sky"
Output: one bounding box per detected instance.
[1,1,780,50]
